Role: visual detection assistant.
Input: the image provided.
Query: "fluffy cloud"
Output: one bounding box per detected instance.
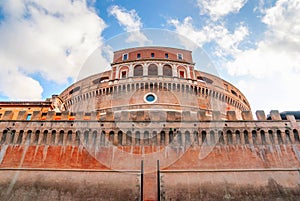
[197,0,248,21]
[0,0,106,100]
[108,5,150,46]
[169,0,300,112]
[168,17,248,56]
[226,0,300,112]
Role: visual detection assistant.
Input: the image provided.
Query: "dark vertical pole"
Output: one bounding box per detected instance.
[141,160,144,201]
[157,160,160,201]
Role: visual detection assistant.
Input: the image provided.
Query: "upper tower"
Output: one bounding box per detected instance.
[59,46,251,120]
[111,47,195,80]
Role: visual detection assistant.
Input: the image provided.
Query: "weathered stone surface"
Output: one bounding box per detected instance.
[2,111,13,120]
[256,110,266,120]
[0,171,139,201]
[227,111,237,120]
[242,111,253,120]
[161,172,300,201]
[270,110,282,120]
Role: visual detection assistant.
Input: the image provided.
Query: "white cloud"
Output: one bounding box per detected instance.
[108,5,142,32]
[225,0,300,112]
[168,17,248,56]
[108,5,150,46]
[197,0,248,21]
[0,0,107,100]
[0,60,43,100]
[168,17,208,49]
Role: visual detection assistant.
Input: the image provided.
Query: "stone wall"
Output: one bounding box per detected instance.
[0,170,140,201]
[1,110,300,200]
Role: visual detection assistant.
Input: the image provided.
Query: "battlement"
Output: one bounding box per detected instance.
[0,109,299,148]
[0,109,298,122]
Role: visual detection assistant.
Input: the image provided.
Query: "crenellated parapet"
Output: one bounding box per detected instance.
[0,108,294,122]
[0,109,299,148]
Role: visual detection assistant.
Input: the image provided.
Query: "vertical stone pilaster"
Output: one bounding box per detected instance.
[128,64,133,77]
[158,63,163,76]
[143,63,148,76]
[172,64,178,77]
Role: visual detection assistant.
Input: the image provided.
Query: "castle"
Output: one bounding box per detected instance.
[0,46,299,200]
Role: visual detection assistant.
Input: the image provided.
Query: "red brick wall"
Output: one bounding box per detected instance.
[113,47,193,63]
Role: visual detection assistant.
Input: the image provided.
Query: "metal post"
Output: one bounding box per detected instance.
[157,160,160,201]
[141,160,144,201]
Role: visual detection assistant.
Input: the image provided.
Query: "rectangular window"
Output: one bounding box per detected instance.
[179,71,185,78]
[151,52,155,58]
[121,71,127,79]
[26,114,32,120]
[122,53,128,61]
[177,53,183,60]
[137,53,141,59]
[165,53,168,59]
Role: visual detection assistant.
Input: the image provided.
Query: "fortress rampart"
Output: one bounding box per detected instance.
[0,47,299,200]
[0,109,299,148]
[0,109,300,200]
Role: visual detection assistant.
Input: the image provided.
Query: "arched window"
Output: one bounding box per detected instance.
[268,130,275,144]
[293,129,300,143]
[67,130,72,144]
[185,131,190,146]
[163,65,172,77]
[285,130,291,143]
[277,130,283,144]
[10,130,16,144]
[169,131,174,144]
[126,131,132,145]
[118,131,123,145]
[252,130,257,145]
[26,130,32,144]
[17,130,24,144]
[109,131,114,143]
[210,130,215,145]
[201,131,207,145]
[235,130,241,144]
[148,64,158,76]
[92,131,97,146]
[134,65,143,77]
[260,130,266,145]
[177,131,182,146]
[51,130,56,145]
[0,130,6,144]
[58,130,64,145]
[75,131,81,145]
[144,131,150,145]
[34,130,40,144]
[84,130,89,144]
[43,130,48,144]
[135,131,140,145]
[218,131,224,145]
[193,131,199,145]
[244,130,249,144]
[100,131,106,146]
[227,130,233,145]
[160,131,165,145]
[150,131,157,145]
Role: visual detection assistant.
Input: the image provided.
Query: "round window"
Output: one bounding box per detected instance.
[144,93,157,103]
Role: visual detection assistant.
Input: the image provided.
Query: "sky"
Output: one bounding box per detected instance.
[0,0,299,114]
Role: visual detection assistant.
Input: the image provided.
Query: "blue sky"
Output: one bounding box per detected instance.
[0,0,299,114]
